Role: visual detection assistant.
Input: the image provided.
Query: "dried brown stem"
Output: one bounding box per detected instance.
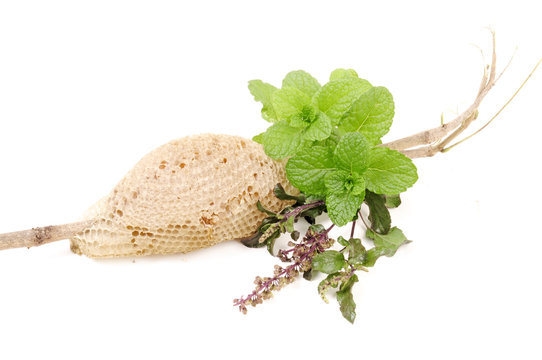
[381,32,504,158]
[0,220,93,251]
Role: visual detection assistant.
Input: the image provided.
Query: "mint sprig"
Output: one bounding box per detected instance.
[285,131,417,226]
[239,68,419,323]
[250,69,373,159]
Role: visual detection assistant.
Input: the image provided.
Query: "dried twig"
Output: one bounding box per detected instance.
[0,220,94,251]
[381,32,514,158]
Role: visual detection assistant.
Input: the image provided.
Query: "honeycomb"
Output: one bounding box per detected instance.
[70,134,296,258]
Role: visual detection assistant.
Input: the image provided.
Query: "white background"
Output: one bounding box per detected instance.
[1,1,541,359]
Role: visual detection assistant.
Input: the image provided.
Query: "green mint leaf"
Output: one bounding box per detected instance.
[366,227,411,258]
[324,170,365,195]
[315,78,372,125]
[252,132,265,144]
[248,80,279,122]
[285,146,335,195]
[334,132,370,174]
[282,70,321,98]
[347,238,366,265]
[312,250,346,274]
[364,191,391,234]
[385,194,402,208]
[337,274,358,324]
[364,147,418,195]
[329,68,359,81]
[261,121,304,159]
[339,86,395,145]
[303,112,332,141]
[272,87,311,121]
[326,191,365,226]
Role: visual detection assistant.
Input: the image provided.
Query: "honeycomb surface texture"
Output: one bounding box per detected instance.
[70,134,296,258]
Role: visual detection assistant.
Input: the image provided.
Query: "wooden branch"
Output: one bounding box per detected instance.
[382,32,500,158]
[0,220,94,251]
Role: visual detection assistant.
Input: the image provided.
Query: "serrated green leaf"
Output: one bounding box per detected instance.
[330,68,359,81]
[252,132,265,144]
[334,132,370,174]
[285,146,335,195]
[366,227,411,258]
[337,274,358,324]
[312,250,346,274]
[303,112,332,141]
[282,70,321,98]
[385,194,401,208]
[339,86,395,145]
[364,147,418,195]
[324,170,365,195]
[261,121,304,159]
[326,191,365,227]
[248,80,279,122]
[364,191,391,234]
[315,78,372,125]
[272,87,311,121]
